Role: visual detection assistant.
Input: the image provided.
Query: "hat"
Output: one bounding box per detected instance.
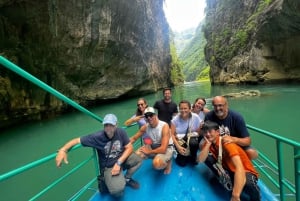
[103,114,118,125]
[202,120,219,131]
[144,107,156,115]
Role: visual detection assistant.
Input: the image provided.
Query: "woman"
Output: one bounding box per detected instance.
[171,100,202,166]
[124,98,148,127]
[192,97,210,123]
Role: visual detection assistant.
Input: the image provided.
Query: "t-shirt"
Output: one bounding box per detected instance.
[153,99,178,126]
[204,110,249,138]
[197,111,205,123]
[207,136,258,177]
[80,128,130,168]
[171,113,201,139]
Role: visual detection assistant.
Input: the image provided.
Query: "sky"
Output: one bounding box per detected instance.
[163,0,206,32]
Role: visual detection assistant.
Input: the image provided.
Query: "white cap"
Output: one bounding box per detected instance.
[103,114,117,125]
[144,107,156,115]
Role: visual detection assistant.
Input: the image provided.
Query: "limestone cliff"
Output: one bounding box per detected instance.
[204,0,300,84]
[0,0,171,128]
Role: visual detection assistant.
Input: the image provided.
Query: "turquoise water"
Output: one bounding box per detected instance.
[0,82,299,200]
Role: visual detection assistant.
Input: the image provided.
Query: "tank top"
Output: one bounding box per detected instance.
[146,120,172,146]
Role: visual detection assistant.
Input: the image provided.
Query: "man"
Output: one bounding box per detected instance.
[130,107,173,174]
[153,87,178,126]
[204,96,258,159]
[55,114,142,197]
[198,121,261,201]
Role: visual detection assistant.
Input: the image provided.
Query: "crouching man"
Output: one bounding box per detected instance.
[55,114,142,197]
[130,107,173,174]
[197,121,261,201]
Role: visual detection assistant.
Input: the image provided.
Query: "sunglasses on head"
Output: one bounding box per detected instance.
[144,113,154,118]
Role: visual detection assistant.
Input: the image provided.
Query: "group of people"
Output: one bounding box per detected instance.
[55,88,261,200]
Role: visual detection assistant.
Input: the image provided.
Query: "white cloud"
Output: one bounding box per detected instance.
[163,0,206,32]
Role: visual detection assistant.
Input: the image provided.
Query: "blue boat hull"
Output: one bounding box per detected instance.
[90,159,278,201]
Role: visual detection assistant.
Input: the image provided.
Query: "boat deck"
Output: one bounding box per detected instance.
[90,159,277,201]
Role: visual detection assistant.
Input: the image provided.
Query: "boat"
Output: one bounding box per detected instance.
[0,56,299,201]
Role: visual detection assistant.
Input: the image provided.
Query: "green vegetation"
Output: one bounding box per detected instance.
[196,65,210,81]
[178,24,209,82]
[169,36,184,85]
[204,0,273,64]
[173,28,196,54]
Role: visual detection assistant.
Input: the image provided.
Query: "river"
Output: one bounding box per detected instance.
[0,81,299,200]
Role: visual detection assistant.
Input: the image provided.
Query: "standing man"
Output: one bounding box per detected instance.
[153,87,178,126]
[204,96,258,159]
[55,114,142,197]
[198,121,261,201]
[130,107,173,174]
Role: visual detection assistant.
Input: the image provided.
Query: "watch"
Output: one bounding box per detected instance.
[116,160,122,166]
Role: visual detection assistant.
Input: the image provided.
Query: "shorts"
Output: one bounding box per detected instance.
[153,146,173,163]
[103,153,142,195]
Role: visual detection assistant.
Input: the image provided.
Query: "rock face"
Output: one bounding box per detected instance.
[0,0,171,128]
[204,0,300,84]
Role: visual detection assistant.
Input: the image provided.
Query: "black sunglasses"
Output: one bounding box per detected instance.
[144,113,154,118]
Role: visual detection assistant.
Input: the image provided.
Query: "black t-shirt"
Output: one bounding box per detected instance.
[153,99,178,125]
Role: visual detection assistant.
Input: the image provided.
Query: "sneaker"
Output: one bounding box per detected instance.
[126,178,140,189]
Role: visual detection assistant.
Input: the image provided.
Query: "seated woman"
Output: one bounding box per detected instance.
[171,100,202,166]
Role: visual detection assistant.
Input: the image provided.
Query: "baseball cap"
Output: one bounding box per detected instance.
[144,107,156,115]
[103,114,118,125]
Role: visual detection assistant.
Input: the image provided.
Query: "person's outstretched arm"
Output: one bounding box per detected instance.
[130,125,146,144]
[55,138,80,168]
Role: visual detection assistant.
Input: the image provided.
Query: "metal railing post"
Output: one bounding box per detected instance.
[295,147,300,201]
[276,142,284,201]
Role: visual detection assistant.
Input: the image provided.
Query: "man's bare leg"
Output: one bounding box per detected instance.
[164,160,172,174]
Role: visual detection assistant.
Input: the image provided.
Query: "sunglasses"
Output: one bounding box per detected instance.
[137,103,144,107]
[144,113,154,118]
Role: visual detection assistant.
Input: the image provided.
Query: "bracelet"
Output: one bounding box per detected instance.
[57,149,67,153]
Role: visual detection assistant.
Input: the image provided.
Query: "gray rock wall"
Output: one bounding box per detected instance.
[0,0,171,128]
[204,0,300,84]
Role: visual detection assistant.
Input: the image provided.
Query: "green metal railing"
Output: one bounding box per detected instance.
[247,125,300,201]
[0,55,139,200]
[1,56,299,200]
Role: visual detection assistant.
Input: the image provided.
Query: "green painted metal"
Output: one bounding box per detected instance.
[0,144,81,182]
[295,148,300,201]
[68,177,97,201]
[246,124,299,147]
[29,155,94,201]
[276,142,284,201]
[247,124,300,201]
